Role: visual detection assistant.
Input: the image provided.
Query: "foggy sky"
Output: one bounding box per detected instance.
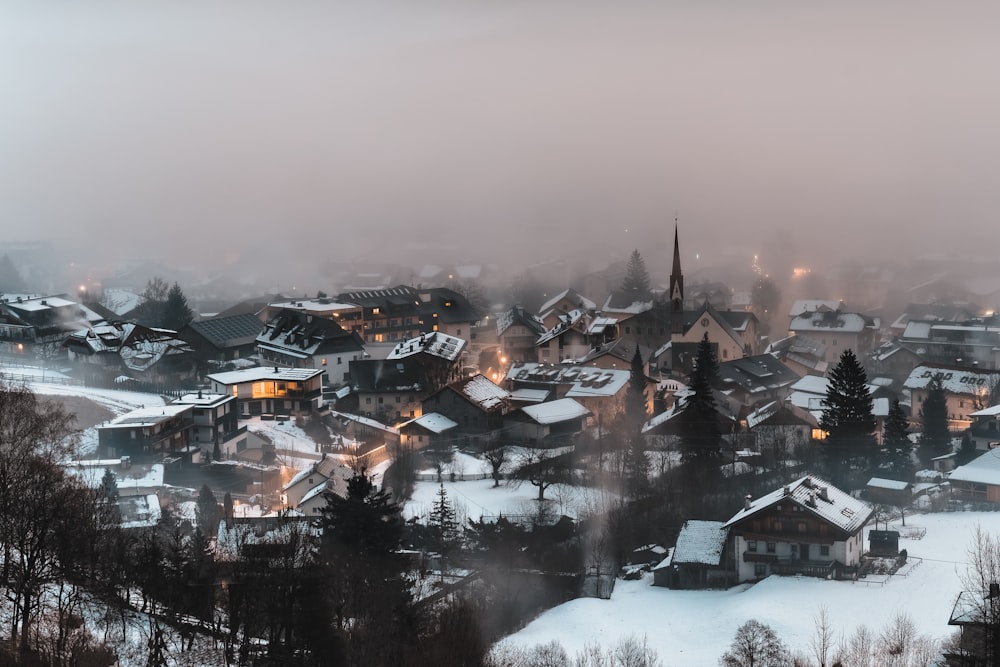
[3,1,1000,284]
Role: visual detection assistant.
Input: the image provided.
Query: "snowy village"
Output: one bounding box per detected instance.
[4,229,1000,666]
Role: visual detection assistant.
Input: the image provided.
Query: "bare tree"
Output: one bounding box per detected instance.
[513,448,571,502]
[836,625,875,667]
[483,444,510,487]
[720,620,788,667]
[811,605,836,667]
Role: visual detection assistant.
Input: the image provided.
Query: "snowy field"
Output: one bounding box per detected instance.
[505,511,995,665]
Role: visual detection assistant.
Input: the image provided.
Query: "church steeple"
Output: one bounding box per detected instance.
[669,221,684,311]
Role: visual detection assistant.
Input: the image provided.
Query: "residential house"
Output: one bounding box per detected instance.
[898,317,1000,370]
[967,405,1000,452]
[673,302,757,363]
[64,321,197,383]
[504,397,590,446]
[868,340,924,385]
[346,358,428,423]
[786,375,892,443]
[536,309,593,364]
[178,313,264,367]
[421,373,510,445]
[63,458,165,529]
[788,308,878,365]
[653,520,733,590]
[765,335,828,378]
[398,413,458,452]
[172,391,245,459]
[387,331,467,393]
[745,401,816,457]
[506,362,632,427]
[888,302,978,336]
[904,364,1000,431]
[206,366,325,417]
[256,308,366,388]
[537,288,597,329]
[723,475,874,582]
[717,354,801,411]
[97,405,195,462]
[496,305,547,365]
[281,454,352,514]
[329,410,399,448]
[334,285,481,344]
[0,293,95,355]
[948,449,1000,502]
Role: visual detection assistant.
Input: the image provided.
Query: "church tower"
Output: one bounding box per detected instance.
[669,222,684,334]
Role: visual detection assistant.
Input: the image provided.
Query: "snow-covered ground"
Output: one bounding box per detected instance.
[506,511,995,664]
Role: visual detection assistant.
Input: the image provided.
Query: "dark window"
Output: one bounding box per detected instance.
[766,542,776,553]
[747,540,757,552]
[820,545,830,556]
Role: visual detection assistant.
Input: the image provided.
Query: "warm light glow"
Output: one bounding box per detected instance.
[17,343,23,352]
[792,267,812,278]
[232,386,238,397]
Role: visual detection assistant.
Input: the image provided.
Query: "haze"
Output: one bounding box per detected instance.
[3,1,1000,290]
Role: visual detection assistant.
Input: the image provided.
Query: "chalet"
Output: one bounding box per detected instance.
[948,449,1000,502]
[723,475,874,582]
[765,335,828,378]
[97,405,195,462]
[206,366,325,417]
[968,404,1000,452]
[386,331,467,392]
[505,397,590,446]
[717,354,801,410]
[178,313,264,366]
[904,364,1000,430]
[171,392,244,459]
[788,309,878,365]
[347,357,429,423]
[536,309,592,364]
[745,401,815,455]
[496,305,547,365]
[868,340,924,384]
[333,285,480,344]
[653,520,733,590]
[421,374,509,444]
[537,289,597,329]
[0,293,95,355]
[256,309,365,388]
[281,454,352,513]
[64,321,197,383]
[398,413,458,452]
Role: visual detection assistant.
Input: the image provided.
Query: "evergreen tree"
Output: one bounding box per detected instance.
[918,374,951,465]
[623,347,650,497]
[881,399,913,478]
[319,471,415,664]
[133,277,169,327]
[429,483,458,558]
[957,431,978,466]
[101,466,119,501]
[162,282,194,331]
[678,333,722,463]
[621,249,651,299]
[196,484,220,537]
[819,348,876,480]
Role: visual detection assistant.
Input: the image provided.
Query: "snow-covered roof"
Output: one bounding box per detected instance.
[903,365,1000,395]
[454,373,510,410]
[949,449,1000,486]
[64,459,165,491]
[509,388,550,403]
[329,410,399,434]
[537,309,587,346]
[671,520,728,566]
[101,404,193,429]
[970,404,1000,418]
[207,366,324,385]
[519,398,591,425]
[724,475,873,535]
[746,401,780,429]
[408,412,459,434]
[538,289,596,315]
[789,299,844,317]
[585,316,618,335]
[507,362,630,398]
[867,477,911,490]
[387,331,466,362]
[789,375,829,396]
[174,392,232,407]
[789,310,871,334]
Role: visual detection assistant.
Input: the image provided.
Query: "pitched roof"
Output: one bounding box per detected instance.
[789,309,874,335]
[258,309,364,357]
[903,364,1000,395]
[404,412,459,434]
[671,520,728,566]
[538,288,597,315]
[446,373,509,410]
[186,312,264,348]
[718,354,801,395]
[949,449,1000,486]
[208,366,324,385]
[387,331,466,362]
[724,475,873,535]
[496,305,546,337]
[517,398,590,425]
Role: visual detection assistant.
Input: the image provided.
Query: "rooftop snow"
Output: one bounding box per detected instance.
[387,331,466,362]
[671,520,728,566]
[458,374,510,409]
[519,398,590,425]
[724,474,873,535]
[207,366,324,384]
[409,412,459,433]
[867,477,911,490]
[903,365,1000,395]
[949,449,1000,486]
[102,404,192,428]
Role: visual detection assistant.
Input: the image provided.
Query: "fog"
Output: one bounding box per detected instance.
[3,1,1000,294]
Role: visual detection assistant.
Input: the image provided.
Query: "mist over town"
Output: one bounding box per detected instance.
[5,2,1000,666]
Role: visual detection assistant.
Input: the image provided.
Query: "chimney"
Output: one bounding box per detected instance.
[744,494,752,511]
[783,485,789,496]
[818,486,829,502]
[198,389,203,399]
[274,366,279,373]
